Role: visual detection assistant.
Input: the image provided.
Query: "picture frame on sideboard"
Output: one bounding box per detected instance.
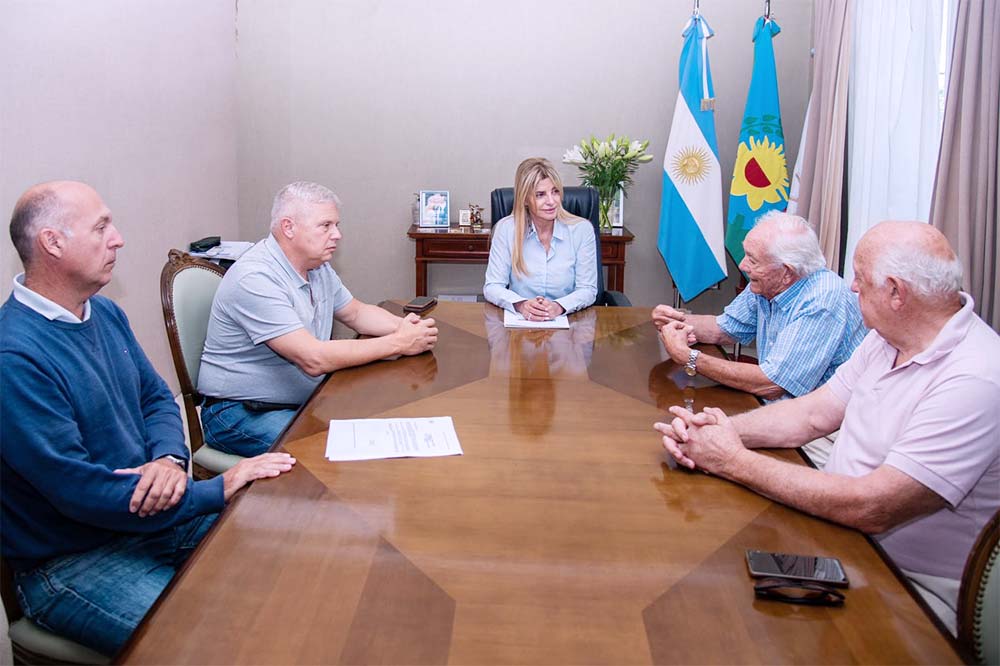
[419,190,450,227]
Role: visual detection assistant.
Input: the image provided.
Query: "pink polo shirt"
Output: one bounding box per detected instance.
[825,293,1000,580]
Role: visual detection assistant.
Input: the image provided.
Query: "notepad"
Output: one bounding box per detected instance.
[503,309,570,329]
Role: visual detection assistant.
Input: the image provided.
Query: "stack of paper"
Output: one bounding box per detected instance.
[503,309,570,329]
[325,417,463,461]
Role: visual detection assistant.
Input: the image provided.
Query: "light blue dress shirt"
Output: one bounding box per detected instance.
[716,268,866,397]
[483,215,598,314]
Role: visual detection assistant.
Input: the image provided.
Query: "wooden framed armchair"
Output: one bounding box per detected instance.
[160,250,244,474]
[1,559,109,664]
[958,510,999,664]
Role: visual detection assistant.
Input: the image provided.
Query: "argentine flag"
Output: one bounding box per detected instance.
[725,16,789,267]
[657,13,727,303]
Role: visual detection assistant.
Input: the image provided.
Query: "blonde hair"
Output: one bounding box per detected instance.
[510,158,580,277]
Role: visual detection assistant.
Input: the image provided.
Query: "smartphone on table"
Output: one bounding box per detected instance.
[746,549,850,587]
[403,296,437,314]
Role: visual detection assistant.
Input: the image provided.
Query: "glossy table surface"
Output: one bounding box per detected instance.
[120,303,960,665]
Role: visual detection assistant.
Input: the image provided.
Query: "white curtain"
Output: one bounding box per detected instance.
[843,0,947,282]
[785,0,853,270]
[786,96,810,216]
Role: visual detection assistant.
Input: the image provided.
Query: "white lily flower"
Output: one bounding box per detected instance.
[562,145,585,164]
[563,132,654,229]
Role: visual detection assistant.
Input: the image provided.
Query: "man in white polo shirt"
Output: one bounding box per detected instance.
[198,181,438,457]
[654,220,1000,633]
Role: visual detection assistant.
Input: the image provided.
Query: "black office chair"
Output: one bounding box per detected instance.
[489,186,631,306]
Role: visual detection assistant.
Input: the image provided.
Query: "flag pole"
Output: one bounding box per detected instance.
[672,281,682,309]
[656,10,727,308]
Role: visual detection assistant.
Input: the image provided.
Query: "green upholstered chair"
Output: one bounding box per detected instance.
[958,510,999,665]
[1,559,109,665]
[160,250,245,474]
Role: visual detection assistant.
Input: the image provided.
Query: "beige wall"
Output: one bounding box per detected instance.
[1,1,812,388]
[0,0,238,392]
[235,0,814,314]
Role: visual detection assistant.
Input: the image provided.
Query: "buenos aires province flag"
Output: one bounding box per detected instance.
[657,13,727,303]
[725,16,789,267]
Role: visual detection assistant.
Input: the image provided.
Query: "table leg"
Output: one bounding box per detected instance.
[608,265,625,292]
[415,260,427,297]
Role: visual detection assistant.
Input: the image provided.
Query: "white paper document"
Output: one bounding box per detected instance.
[325,417,463,461]
[503,309,570,329]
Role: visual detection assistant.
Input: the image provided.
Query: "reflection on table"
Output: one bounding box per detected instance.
[121,302,960,665]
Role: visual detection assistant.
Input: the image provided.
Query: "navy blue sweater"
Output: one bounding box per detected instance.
[0,295,224,571]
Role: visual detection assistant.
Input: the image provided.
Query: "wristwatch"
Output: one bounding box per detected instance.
[161,455,187,471]
[684,349,701,377]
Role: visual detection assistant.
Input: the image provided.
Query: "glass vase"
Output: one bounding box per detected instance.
[598,198,613,230]
[597,186,621,230]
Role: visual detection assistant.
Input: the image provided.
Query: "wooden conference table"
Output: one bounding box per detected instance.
[121,303,959,665]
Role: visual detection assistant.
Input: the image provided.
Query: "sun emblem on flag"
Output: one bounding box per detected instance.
[670,146,712,185]
[730,135,790,210]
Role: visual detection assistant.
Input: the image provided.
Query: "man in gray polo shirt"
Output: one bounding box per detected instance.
[198,181,438,456]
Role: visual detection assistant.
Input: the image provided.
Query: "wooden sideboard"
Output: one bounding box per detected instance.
[406,223,635,297]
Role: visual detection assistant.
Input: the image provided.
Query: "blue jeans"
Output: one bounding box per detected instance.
[201,399,296,457]
[15,513,218,657]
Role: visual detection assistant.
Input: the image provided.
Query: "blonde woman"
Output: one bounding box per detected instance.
[483,158,598,320]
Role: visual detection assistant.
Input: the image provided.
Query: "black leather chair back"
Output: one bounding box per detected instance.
[489,186,606,302]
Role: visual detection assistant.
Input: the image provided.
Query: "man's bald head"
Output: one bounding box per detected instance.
[9,181,96,266]
[857,221,963,301]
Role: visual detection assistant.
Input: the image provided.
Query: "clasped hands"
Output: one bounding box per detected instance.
[517,296,564,321]
[653,405,747,476]
[396,312,438,355]
[651,305,697,363]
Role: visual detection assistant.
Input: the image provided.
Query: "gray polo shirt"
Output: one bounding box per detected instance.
[197,235,353,404]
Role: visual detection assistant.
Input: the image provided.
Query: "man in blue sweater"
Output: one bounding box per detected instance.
[0,181,296,657]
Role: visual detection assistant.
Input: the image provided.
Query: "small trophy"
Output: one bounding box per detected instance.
[470,204,484,228]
